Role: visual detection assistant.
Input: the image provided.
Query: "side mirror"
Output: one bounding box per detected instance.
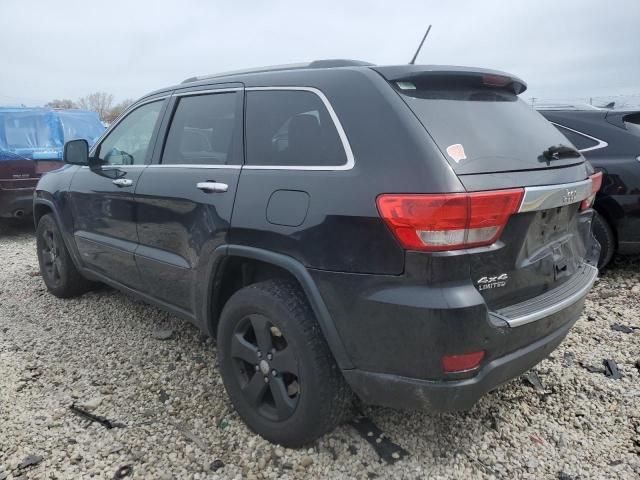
[63,139,89,166]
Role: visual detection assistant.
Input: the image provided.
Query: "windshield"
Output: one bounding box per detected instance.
[395,80,582,174]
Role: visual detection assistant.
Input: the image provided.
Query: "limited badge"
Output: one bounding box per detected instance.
[446,143,467,163]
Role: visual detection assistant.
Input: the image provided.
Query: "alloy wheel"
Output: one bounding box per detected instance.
[230,314,300,421]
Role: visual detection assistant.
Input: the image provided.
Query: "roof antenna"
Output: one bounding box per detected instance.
[409,25,432,65]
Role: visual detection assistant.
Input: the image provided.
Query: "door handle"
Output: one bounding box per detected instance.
[112,178,133,187]
[197,181,228,193]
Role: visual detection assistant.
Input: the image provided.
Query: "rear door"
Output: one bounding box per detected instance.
[68,98,167,288]
[134,85,243,314]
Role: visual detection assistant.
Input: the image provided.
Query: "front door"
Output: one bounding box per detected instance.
[134,87,243,314]
[68,99,166,288]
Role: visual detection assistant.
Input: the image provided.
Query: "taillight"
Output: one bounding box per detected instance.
[376,189,523,251]
[580,172,603,210]
[482,74,510,87]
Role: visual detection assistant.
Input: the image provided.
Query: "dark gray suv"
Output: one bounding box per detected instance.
[34,60,601,447]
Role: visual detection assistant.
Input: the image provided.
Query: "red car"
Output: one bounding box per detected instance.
[0,107,103,218]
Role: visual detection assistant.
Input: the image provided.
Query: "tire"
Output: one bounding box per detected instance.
[36,213,90,298]
[217,278,352,447]
[592,212,615,269]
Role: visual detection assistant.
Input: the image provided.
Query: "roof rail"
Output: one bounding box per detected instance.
[181,59,374,84]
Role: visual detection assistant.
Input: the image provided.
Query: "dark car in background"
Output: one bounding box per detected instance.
[35,61,601,446]
[0,107,104,219]
[540,107,640,267]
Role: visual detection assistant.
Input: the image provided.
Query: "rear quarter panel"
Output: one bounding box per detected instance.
[231,68,464,275]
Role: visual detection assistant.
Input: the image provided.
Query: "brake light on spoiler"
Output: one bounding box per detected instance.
[376,189,524,251]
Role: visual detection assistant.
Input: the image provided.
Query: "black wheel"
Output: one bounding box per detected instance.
[592,212,615,269]
[36,213,91,298]
[217,279,352,447]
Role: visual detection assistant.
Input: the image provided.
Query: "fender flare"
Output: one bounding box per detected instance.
[208,245,354,370]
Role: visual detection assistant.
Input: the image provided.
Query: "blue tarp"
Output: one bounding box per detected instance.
[0,107,104,161]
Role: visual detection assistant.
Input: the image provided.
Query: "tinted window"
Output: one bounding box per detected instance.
[97,101,163,165]
[162,93,238,165]
[245,90,346,167]
[554,125,599,151]
[395,78,580,174]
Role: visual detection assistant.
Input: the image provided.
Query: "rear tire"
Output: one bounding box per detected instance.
[592,212,615,269]
[217,279,352,447]
[36,213,91,298]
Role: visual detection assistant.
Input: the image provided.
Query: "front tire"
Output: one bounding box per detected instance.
[36,213,90,298]
[592,212,615,269]
[217,279,352,447]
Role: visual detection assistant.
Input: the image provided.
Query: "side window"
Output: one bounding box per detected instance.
[96,101,163,165]
[245,90,347,167]
[162,92,238,165]
[554,124,599,151]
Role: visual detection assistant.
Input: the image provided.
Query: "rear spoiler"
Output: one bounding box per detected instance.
[373,65,527,95]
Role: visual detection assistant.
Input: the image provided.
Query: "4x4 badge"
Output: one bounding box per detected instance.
[477,273,509,291]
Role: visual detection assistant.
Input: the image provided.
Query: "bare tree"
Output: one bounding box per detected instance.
[45,99,76,109]
[77,92,114,121]
[105,98,135,123]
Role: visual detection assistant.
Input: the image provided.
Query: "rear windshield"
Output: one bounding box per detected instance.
[394,79,582,174]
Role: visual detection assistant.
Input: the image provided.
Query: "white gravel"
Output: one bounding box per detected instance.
[1,219,639,479]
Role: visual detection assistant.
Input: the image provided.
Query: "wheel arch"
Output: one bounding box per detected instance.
[205,245,353,370]
[33,197,84,271]
[33,199,55,226]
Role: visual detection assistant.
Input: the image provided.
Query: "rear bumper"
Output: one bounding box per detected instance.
[343,307,580,411]
[0,188,34,217]
[312,258,596,411]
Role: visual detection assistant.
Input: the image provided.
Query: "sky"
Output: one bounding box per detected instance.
[1,0,639,108]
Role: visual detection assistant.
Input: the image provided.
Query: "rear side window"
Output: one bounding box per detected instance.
[553,125,600,151]
[245,90,347,167]
[162,92,238,165]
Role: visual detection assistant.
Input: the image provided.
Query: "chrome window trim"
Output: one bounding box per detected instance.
[174,88,241,97]
[147,164,241,169]
[519,178,592,213]
[551,122,609,153]
[79,164,147,170]
[243,86,355,171]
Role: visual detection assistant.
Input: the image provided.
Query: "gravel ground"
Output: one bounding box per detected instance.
[1,219,639,480]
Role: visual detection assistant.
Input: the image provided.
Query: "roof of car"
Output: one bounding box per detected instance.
[140,60,527,101]
[180,59,375,83]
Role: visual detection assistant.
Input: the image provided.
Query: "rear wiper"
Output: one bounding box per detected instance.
[542,144,581,161]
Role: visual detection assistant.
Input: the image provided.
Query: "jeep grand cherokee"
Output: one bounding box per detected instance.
[34,60,601,446]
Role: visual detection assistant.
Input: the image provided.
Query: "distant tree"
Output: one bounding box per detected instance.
[105,98,135,123]
[77,92,114,121]
[45,99,76,109]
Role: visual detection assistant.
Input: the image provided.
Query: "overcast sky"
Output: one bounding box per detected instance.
[1,0,639,107]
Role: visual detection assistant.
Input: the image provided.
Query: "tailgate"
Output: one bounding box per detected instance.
[468,177,600,313]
